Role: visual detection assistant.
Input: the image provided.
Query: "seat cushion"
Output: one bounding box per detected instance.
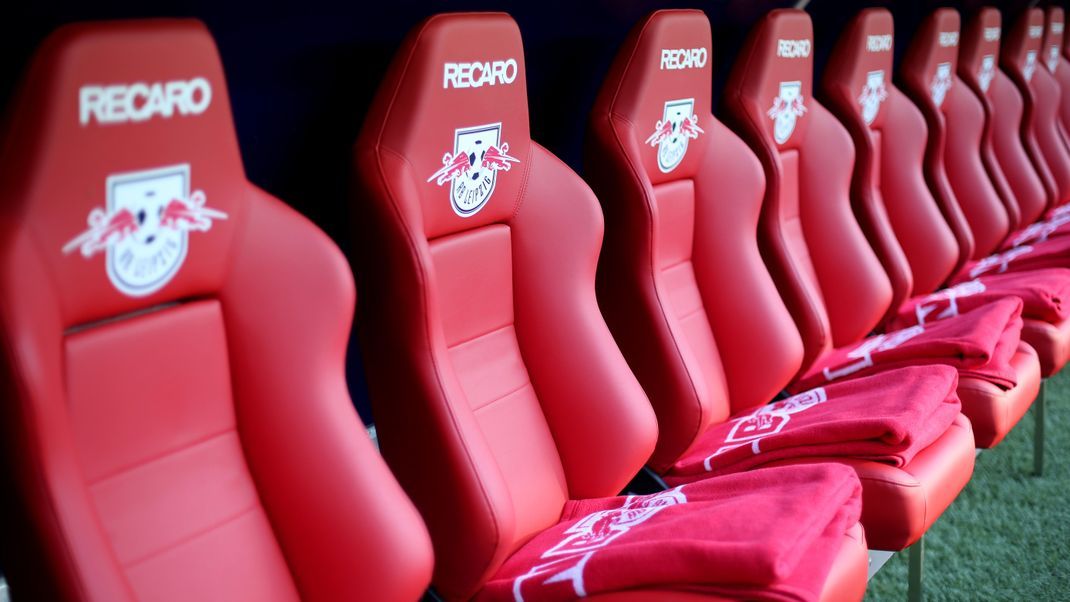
[957,343,1042,447]
[1021,315,1070,375]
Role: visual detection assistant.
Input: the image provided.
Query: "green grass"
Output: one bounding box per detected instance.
[865,371,1070,600]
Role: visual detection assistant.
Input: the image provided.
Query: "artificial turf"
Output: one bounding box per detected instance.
[865,370,1070,600]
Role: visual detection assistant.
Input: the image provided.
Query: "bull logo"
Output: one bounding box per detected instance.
[1024,51,1038,82]
[979,55,996,92]
[1048,44,1060,73]
[768,81,806,144]
[931,62,953,107]
[703,387,828,469]
[427,122,519,218]
[62,164,227,297]
[858,70,888,125]
[644,98,704,173]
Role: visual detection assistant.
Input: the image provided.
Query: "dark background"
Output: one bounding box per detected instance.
[2,0,1052,423]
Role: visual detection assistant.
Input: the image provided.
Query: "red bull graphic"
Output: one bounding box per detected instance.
[970,245,1035,278]
[822,326,926,381]
[914,280,987,324]
[979,55,996,92]
[62,164,227,296]
[931,62,953,107]
[511,487,688,601]
[859,70,888,125]
[1024,50,1038,82]
[768,81,806,144]
[427,122,519,217]
[703,387,828,469]
[644,98,704,173]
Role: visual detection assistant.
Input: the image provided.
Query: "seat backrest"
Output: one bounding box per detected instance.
[968,7,1051,228]
[586,9,805,470]
[958,7,1024,241]
[823,8,962,301]
[724,9,893,372]
[0,20,432,602]
[1003,7,1064,212]
[1046,8,1070,157]
[353,12,658,598]
[899,9,988,263]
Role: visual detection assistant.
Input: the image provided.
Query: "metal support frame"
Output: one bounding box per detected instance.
[1034,378,1046,477]
[907,537,924,602]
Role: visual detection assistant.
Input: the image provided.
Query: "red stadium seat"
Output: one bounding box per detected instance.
[587,8,972,553]
[897,8,1070,378]
[1003,8,1068,211]
[1055,8,1070,148]
[354,11,868,601]
[815,7,1042,447]
[0,20,433,602]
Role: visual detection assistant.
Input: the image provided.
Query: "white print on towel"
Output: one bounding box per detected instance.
[1013,213,1070,246]
[511,487,688,601]
[969,245,1034,278]
[822,326,926,382]
[702,387,828,471]
[914,280,987,325]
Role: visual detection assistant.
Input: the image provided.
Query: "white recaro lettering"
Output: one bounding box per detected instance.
[442,59,518,89]
[660,47,708,70]
[1030,25,1044,39]
[79,77,212,126]
[984,27,1001,42]
[776,39,811,58]
[939,31,959,47]
[1054,22,1065,34]
[867,34,893,52]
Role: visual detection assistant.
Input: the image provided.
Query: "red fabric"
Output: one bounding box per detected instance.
[792,298,1023,391]
[1002,212,1070,248]
[479,464,861,602]
[889,269,1070,329]
[957,236,1070,280]
[667,366,960,480]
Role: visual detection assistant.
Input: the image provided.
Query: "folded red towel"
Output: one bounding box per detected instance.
[667,366,960,480]
[479,464,862,602]
[792,297,1022,391]
[957,236,1070,281]
[889,269,1070,329]
[1003,213,1070,248]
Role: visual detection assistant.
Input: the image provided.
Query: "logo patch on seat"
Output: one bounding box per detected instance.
[427,122,519,218]
[62,164,227,297]
[1024,51,1038,82]
[767,81,806,144]
[979,55,996,92]
[1048,44,1061,73]
[931,62,953,107]
[644,98,703,173]
[858,70,888,125]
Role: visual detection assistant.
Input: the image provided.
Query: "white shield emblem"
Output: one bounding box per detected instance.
[858,70,888,125]
[426,122,520,218]
[1048,44,1060,73]
[62,164,228,297]
[931,62,953,107]
[644,98,704,173]
[1024,51,1038,81]
[979,55,996,92]
[767,81,806,145]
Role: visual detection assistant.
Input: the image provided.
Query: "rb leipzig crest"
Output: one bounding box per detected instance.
[858,70,889,125]
[427,122,520,218]
[767,81,807,145]
[644,98,704,173]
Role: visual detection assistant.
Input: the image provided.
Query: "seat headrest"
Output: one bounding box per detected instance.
[359,12,531,240]
[726,9,814,151]
[901,9,961,112]
[593,9,712,184]
[0,20,245,326]
[1044,7,1064,74]
[1002,8,1045,83]
[960,8,1002,95]
[822,8,895,130]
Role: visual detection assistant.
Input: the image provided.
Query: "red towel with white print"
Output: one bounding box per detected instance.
[478,464,862,602]
[1001,212,1070,248]
[790,297,1022,392]
[954,236,1070,282]
[888,269,1070,330]
[665,366,960,480]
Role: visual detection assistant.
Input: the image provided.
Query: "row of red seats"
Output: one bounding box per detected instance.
[0,4,1066,601]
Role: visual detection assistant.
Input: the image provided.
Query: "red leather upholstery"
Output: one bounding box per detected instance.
[967,8,1051,230]
[0,20,432,602]
[597,9,974,552]
[1048,8,1070,159]
[1003,8,1068,211]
